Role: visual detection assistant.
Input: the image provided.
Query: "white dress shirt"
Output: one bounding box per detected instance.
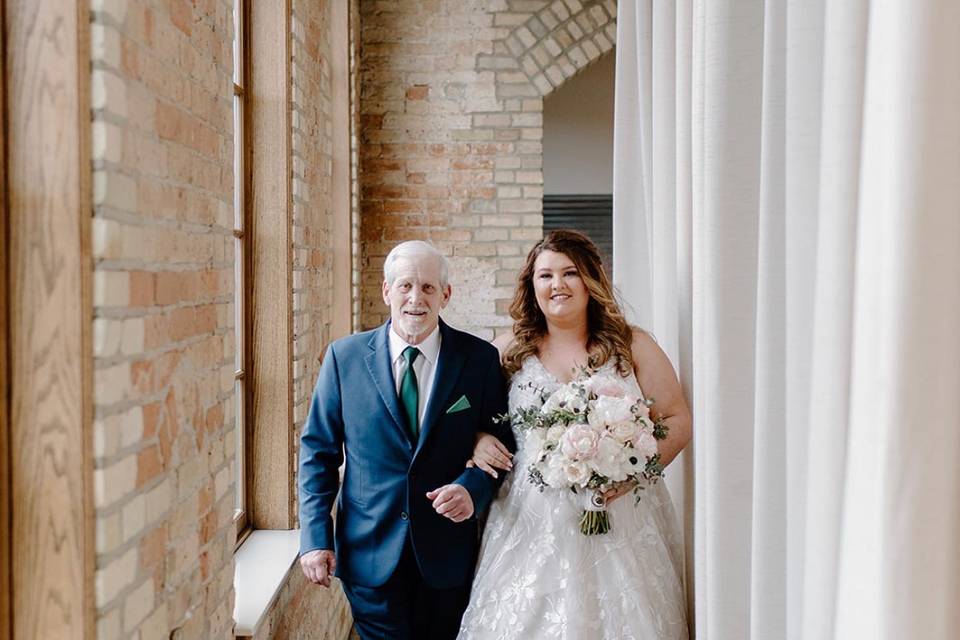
[388,324,442,426]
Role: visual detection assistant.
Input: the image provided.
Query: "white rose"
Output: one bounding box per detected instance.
[607,419,643,444]
[539,456,567,488]
[587,395,635,429]
[563,461,590,486]
[545,425,566,445]
[591,435,629,481]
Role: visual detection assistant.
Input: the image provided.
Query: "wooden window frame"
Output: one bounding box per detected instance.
[234,0,356,548]
[232,0,251,547]
[242,0,295,535]
[330,0,353,340]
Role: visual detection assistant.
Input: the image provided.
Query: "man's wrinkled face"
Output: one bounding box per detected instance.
[382,255,451,345]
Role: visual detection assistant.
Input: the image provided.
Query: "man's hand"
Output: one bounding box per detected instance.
[426,484,474,522]
[300,549,336,587]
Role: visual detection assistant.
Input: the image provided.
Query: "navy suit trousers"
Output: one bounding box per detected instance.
[341,534,471,640]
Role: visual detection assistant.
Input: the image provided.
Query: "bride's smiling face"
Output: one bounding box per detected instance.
[532,250,589,322]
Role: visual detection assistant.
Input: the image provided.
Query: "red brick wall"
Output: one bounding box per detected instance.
[90,0,237,638]
[291,0,335,505]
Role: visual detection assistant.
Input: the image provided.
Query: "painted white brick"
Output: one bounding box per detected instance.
[92,216,125,259]
[93,121,123,164]
[93,270,130,307]
[94,453,136,508]
[95,511,122,555]
[121,318,145,356]
[122,493,147,541]
[91,0,128,23]
[90,23,122,67]
[95,546,137,606]
[94,361,131,408]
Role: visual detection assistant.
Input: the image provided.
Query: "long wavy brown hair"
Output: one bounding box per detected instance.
[502,229,635,378]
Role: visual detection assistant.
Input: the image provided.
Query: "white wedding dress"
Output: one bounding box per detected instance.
[457,356,688,640]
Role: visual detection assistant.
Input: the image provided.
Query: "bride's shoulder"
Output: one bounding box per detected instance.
[629,326,675,381]
[629,327,661,368]
[491,331,516,361]
[629,326,657,351]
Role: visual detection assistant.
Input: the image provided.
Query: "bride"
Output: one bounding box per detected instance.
[457,230,691,639]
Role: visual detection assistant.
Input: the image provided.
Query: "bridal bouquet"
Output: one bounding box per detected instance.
[505,370,669,535]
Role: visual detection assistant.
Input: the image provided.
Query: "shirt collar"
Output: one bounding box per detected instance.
[389,323,442,366]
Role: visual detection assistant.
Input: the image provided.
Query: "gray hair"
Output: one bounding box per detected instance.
[383,240,450,288]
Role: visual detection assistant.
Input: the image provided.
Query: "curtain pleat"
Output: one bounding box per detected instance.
[613,1,960,638]
[801,2,868,639]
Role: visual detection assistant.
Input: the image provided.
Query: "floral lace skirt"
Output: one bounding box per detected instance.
[457,455,689,640]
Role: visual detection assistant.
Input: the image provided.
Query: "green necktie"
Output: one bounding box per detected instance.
[400,346,421,438]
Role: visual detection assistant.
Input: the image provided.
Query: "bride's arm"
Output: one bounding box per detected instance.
[604,329,692,503]
[468,331,516,478]
[491,330,513,362]
[631,328,692,468]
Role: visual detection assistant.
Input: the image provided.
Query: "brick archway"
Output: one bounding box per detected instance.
[480,0,617,99]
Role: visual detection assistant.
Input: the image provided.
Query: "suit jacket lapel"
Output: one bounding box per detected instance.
[364,323,414,446]
[415,320,466,457]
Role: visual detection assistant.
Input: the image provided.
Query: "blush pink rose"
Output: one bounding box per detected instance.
[560,424,601,461]
[634,431,658,461]
[588,376,627,398]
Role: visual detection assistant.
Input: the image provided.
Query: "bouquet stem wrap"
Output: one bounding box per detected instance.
[578,491,610,535]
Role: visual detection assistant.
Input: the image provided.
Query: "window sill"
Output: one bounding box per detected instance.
[233,529,300,637]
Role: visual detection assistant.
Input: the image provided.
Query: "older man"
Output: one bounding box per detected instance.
[298,241,515,639]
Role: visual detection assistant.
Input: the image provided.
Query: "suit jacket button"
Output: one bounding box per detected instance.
[400,511,409,520]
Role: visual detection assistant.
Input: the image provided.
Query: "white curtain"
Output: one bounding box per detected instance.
[612,1,960,639]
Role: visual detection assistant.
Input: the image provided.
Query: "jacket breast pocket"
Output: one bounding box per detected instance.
[444,393,473,416]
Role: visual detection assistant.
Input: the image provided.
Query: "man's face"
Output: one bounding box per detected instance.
[382,255,451,344]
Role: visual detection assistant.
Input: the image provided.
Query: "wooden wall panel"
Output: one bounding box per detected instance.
[5,0,92,637]
[247,0,294,529]
[0,2,9,634]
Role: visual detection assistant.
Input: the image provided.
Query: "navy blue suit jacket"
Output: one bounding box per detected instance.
[298,320,515,589]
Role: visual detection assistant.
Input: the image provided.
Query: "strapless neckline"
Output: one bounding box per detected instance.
[529,354,619,385]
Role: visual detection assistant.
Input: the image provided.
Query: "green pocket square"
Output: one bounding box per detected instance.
[445,394,471,414]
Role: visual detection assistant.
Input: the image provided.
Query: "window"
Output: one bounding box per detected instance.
[230,0,354,541]
[233,0,250,543]
[542,194,613,275]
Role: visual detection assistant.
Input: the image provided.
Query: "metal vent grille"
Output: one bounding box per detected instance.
[542,194,613,275]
